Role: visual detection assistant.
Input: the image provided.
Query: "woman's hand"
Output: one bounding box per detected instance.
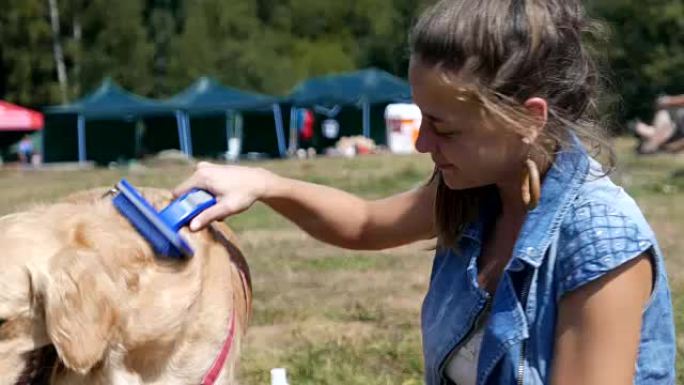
[173,162,277,231]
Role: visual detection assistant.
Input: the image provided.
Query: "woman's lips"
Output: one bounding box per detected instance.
[436,163,456,170]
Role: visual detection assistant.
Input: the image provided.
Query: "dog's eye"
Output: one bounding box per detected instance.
[0,319,6,327]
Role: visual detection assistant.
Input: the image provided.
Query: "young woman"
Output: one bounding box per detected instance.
[174,1,675,384]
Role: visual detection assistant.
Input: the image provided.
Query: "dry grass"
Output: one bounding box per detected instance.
[0,137,681,384]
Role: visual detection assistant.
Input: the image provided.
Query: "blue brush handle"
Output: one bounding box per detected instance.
[159,189,217,231]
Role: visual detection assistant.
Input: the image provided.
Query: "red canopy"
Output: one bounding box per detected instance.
[0,101,44,131]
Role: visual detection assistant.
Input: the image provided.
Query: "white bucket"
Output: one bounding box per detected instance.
[385,103,422,154]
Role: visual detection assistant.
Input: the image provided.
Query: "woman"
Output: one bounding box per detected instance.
[174,1,675,384]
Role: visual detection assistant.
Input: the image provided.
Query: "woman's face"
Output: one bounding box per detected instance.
[409,57,530,191]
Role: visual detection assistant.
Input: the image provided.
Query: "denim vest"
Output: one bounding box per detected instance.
[421,144,676,385]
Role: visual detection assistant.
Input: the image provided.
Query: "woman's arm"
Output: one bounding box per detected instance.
[174,162,437,250]
[551,254,653,385]
[262,173,437,250]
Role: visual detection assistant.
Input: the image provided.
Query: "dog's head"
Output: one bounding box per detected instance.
[0,188,251,385]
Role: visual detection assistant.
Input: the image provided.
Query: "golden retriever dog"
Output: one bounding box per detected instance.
[0,187,252,385]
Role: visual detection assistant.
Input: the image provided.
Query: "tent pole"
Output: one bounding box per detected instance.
[225,110,231,156]
[77,114,87,164]
[134,119,143,158]
[362,100,371,139]
[226,110,236,159]
[288,106,298,156]
[272,103,286,158]
[236,113,243,142]
[175,110,186,155]
[184,112,193,158]
[40,129,45,162]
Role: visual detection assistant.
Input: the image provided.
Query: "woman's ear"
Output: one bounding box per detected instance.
[523,97,548,143]
[43,248,117,374]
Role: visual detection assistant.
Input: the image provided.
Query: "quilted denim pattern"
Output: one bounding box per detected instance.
[557,200,652,296]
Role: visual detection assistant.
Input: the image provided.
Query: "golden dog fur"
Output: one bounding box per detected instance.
[0,188,251,385]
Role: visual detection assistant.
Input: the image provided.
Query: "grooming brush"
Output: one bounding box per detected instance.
[111,178,216,259]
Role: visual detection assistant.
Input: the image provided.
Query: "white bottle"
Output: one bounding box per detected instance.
[271,368,289,385]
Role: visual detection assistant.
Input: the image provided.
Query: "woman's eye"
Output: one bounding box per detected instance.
[0,319,6,327]
[434,127,459,137]
[429,121,459,137]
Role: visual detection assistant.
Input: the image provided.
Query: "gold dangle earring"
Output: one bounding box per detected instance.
[521,154,541,211]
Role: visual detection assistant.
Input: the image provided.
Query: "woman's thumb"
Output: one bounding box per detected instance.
[189,203,232,231]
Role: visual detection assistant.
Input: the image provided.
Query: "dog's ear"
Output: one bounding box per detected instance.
[42,247,118,374]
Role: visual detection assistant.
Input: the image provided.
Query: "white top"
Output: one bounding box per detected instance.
[445,314,488,385]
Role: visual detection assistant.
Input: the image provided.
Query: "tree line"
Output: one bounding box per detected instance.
[0,0,681,126]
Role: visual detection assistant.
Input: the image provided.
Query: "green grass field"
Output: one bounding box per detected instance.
[0,137,682,384]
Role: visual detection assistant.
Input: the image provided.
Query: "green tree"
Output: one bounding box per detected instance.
[145,0,183,97]
[168,0,261,92]
[0,0,58,106]
[354,0,432,76]
[589,0,684,123]
[78,0,154,95]
[60,0,86,99]
[1,0,681,122]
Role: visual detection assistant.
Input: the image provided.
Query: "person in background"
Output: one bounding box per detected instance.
[635,94,684,154]
[174,1,675,384]
[18,134,34,165]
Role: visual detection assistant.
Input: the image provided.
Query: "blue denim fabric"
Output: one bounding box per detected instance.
[421,143,676,385]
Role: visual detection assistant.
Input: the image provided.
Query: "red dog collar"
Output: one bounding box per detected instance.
[201,310,237,385]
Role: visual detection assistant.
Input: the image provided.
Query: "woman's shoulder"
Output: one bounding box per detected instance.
[565,166,655,240]
[552,171,657,297]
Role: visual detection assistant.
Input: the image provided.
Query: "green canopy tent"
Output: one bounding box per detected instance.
[159,77,286,159]
[286,68,412,153]
[43,78,182,165]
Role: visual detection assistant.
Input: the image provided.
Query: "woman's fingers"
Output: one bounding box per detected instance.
[189,196,247,231]
[173,176,201,198]
[189,201,229,231]
[173,163,217,198]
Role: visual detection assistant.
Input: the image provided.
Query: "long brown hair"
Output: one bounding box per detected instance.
[410,0,615,248]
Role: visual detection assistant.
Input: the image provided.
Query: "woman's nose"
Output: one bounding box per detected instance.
[414,124,434,154]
